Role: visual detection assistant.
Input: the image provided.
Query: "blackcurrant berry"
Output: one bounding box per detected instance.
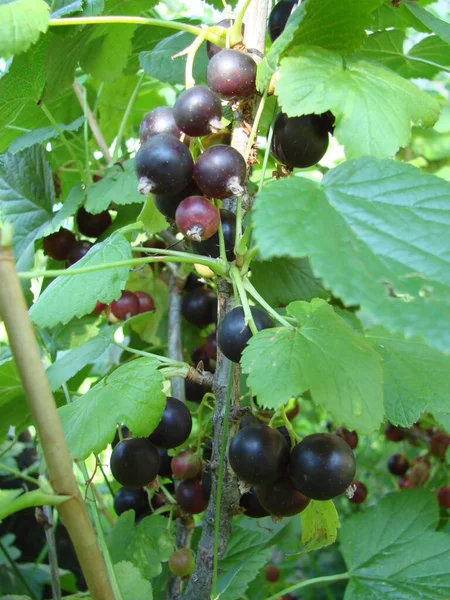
[175,196,220,241]
[217,306,274,363]
[201,465,212,499]
[206,19,244,59]
[191,209,236,261]
[111,290,141,320]
[176,479,208,514]
[437,485,450,509]
[185,379,210,403]
[229,424,289,485]
[168,548,195,577]
[76,206,112,239]
[110,438,160,488]
[171,450,203,480]
[240,486,270,518]
[320,110,336,134]
[134,291,156,313]
[193,145,246,199]
[385,423,406,442]
[66,240,93,266]
[289,433,356,500]
[387,454,409,476]
[173,86,222,137]
[207,49,257,98]
[113,487,149,517]
[93,301,107,315]
[43,228,76,261]
[157,447,173,478]
[277,425,291,446]
[190,344,214,372]
[240,413,262,429]
[348,481,367,504]
[430,432,450,459]
[181,287,217,328]
[184,272,203,291]
[111,425,131,449]
[148,397,192,449]
[256,475,310,517]
[139,106,185,143]
[335,427,359,450]
[153,180,201,220]
[265,565,280,582]
[135,133,194,195]
[271,112,329,168]
[268,1,298,42]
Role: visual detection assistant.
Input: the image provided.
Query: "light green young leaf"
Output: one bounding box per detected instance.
[0,0,49,56]
[291,500,339,556]
[49,0,83,18]
[404,2,450,44]
[138,197,168,236]
[114,561,153,600]
[29,233,132,328]
[341,490,450,599]
[253,158,450,353]
[8,117,85,155]
[241,299,383,433]
[58,357,165,459]
[275,46,440,158]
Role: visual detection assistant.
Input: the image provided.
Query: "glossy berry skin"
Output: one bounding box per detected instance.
[135,133,194,196]
[66,240,93,266]
[266,565,280,583]
[228,424,289,485]
[148,397,192,449]
[175,196,220,242]
[256,476,310,517]
[153,181,201,220]
[335,427,359,450]
[437,485,450,509]
[207,49,257,98]
[168,548,195,577]
[173,86,222,137]
[385,423,406,442]
[110,438,160,488]
[206,19,244,59]
[348,481,367,504]
[387,454,409,476]
[43,228,76,261]
[268,0,298,42]
[135,291,155,313]
[113,487,149,517]
[192,209,236,261]
[218,306,274,363]
[176,479,209,514]
[181,287,217,328]
[271,112,329,168]
[139,106,185,143]
[157,447,173,478]
[111,290,141,320]
[194,145,246,199]
[290,433,356,500]
[76,206,112,238]
[430,432,450,459]
[171,450,203,480]
[240,486,270,518]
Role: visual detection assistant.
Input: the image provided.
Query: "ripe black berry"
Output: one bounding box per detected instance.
[175,196,220,241]
[430,432,450,459]
[207,49,257,98]
[113,487,149,517]
[185,379,209,403]
[335,427,359,450]
[135,133,194,195]
[157,447,173,478]
[385,423,406,442]
[148,397,192,449]
[240,486,269,518]
[139,106,185,143]
[43,228,76,261]
[66,240,93,266]
[111,290,141,320]
[134,291,155,313]
[76,206,112,238]
[110,438,160,488]
[271,112,329,168]
[153,181,201,220]
[348,481,367,504]
[168,548,195,577]
[217,306,274,363]
[206,19,244,59]
[176,479,208,514]
[191,209,236,261]
[193,145,246,199]
[268,1,298,42]
[437,485,450,509]
[173,86,222,137]
[289,433,356,500]
[387,454,409,476]
[181,287,217,328]
[256,475,310,517]
[229,424,289,485]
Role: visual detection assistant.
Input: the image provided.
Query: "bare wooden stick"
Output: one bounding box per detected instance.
[0,244,115,600]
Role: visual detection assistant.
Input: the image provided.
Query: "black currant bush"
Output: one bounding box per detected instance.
[0,1,450,599]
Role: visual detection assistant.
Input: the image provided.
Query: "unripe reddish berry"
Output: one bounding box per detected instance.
[168,548,195,577]
[265,564,280,582]
[437,485,450,509]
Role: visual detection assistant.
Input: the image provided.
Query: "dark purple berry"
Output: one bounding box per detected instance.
[173,86,222,137]
[387,454,409,476]
[110,438,160,488]
[240,486,270,518]
[175,196,220,241]
[139,106,185,143]
[256,475,310,517]
[148,397,192,449]
[43,228,76,261]
[181,287,217,328]
[176,479,208,514]
[66,240,93,266]
[191,209,236,262]
[271,112,329,168]
[193,145,246,199]
[113,487,149,517]
[111,290,141,320]
[207,49,257,98]
[217,306,274,363]
[76,206,112,238]
[268,1,298,42]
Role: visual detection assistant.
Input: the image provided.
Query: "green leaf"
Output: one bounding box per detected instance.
[0,146,54,271]
[241,299,383,434]
[290,500,339,556]
[0,487,70,521]
[250,257,328,306]
[0,0,49,56]
[114,561,152,600]
[275,46,440,158]
[109,512,174,580]
[84,160,144,213]
[46,325,119,391]
[29,232,132,328]
[366,326,450,427]
[8,117,84,154]
[80,25,135,82]
[48,0,83,17]
[58,357,165,459]
[404,3,450,44]
[0,359,29,442]
[341,489,450,599]
[371,0,431,32]
[252,158,450,353]
[138,197,168,236]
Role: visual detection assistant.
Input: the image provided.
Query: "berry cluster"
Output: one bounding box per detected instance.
[96,289,156,321]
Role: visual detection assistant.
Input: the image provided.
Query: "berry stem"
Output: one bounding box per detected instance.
[257,102,278,194]
[111,72,145,163]
[281,406,300,446]
[244,87,268,162]
[243,279,293,328]
[230,266,259,335]
[185,29,209,89]
[265,573,350,600]
[232,0,253,43]
[112,342,186,367]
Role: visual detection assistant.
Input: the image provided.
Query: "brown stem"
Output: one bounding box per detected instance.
[0,245,115,600]
[168,271,186,402]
